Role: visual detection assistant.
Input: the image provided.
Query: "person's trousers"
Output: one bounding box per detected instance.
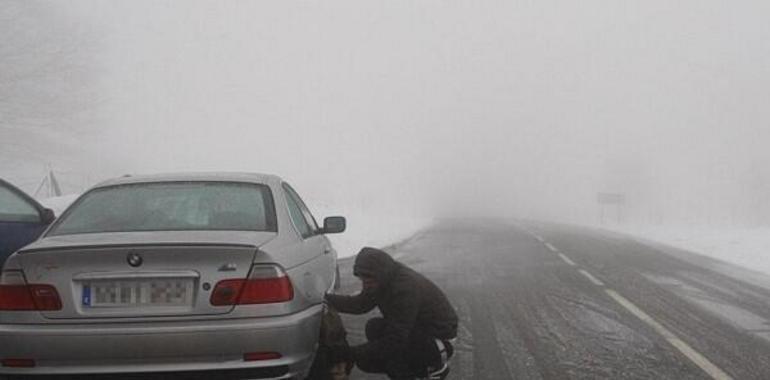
[355,317,441,379]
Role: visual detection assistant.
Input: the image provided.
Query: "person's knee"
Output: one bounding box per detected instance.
[365,317,387,341]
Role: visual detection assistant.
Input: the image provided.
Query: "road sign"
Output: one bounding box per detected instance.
[597,192,625,224]
[597,192,625,205]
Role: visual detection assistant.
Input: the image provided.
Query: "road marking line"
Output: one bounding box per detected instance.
[605,289,733,380]
[557,253,577,266]
[578,269,605,286]
[545,243,558,252]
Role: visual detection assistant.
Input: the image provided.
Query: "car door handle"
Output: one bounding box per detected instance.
[323,247,332,254]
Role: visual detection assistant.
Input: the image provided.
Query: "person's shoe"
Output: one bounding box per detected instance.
[427,363,450,380]
[424,339,454,380]
[437,339,454,362]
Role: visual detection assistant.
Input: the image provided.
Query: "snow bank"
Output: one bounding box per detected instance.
[308,203,432,258]
[324,214,432,258]
[613,224,770,277]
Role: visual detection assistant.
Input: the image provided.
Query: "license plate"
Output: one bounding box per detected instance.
[82,279,193,307]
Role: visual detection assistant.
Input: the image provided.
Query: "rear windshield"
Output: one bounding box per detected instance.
[48,182,277,235]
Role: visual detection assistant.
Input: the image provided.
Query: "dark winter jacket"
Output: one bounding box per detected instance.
[325,247,458,363]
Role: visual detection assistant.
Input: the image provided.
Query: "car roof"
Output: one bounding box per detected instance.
[94,172,284,188]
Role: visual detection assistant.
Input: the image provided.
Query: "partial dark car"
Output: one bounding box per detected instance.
[0,179,55,268]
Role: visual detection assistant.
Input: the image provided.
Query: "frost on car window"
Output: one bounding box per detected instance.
[48,182,276,235]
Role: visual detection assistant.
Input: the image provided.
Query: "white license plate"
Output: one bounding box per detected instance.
[82,279,194,307]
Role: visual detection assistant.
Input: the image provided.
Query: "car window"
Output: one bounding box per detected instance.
[283,184,313,238]
[0,184,40,223]
[48,182,277,235]
[283,183,319,233]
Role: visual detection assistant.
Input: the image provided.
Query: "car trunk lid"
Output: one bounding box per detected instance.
[17,231,277,320]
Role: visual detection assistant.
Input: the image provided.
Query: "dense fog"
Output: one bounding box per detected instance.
[3,0,770,228]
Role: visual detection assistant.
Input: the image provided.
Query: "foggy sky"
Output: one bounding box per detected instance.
[3,0,770,225]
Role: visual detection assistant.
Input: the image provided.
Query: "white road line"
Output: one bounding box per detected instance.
[605,289,733,380]
[545,243,558,252]
[557,253,577,266]
[578,269,605,286]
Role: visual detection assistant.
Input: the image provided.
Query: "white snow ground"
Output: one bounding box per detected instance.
[321,212,432,258]
[612,224,770,277]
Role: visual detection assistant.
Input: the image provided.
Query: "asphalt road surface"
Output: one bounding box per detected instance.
[334,220,770,379]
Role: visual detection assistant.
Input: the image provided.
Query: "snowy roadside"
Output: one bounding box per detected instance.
[323,215,433,258]
[610,224,770,277]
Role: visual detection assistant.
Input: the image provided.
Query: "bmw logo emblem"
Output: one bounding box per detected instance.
[127,253,143,268]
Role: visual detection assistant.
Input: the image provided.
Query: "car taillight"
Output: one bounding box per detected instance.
[0,270,62,311]
[211,265,294,306]
[1,358,36,368]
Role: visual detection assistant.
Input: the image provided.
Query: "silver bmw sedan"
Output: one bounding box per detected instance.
[0,173,346,379]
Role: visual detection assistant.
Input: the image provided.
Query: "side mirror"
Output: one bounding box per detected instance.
[41,208,56,225]
[322,216,346,234]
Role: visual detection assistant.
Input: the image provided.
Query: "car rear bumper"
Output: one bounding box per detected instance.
[0,304,323,379]
[0,366,290,380]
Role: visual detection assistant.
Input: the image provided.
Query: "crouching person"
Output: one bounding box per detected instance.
[325,247,458,380]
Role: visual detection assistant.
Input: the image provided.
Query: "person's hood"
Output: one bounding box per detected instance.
[353,247,399,285]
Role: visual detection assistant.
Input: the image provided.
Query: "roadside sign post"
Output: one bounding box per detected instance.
[597,192,625,225]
